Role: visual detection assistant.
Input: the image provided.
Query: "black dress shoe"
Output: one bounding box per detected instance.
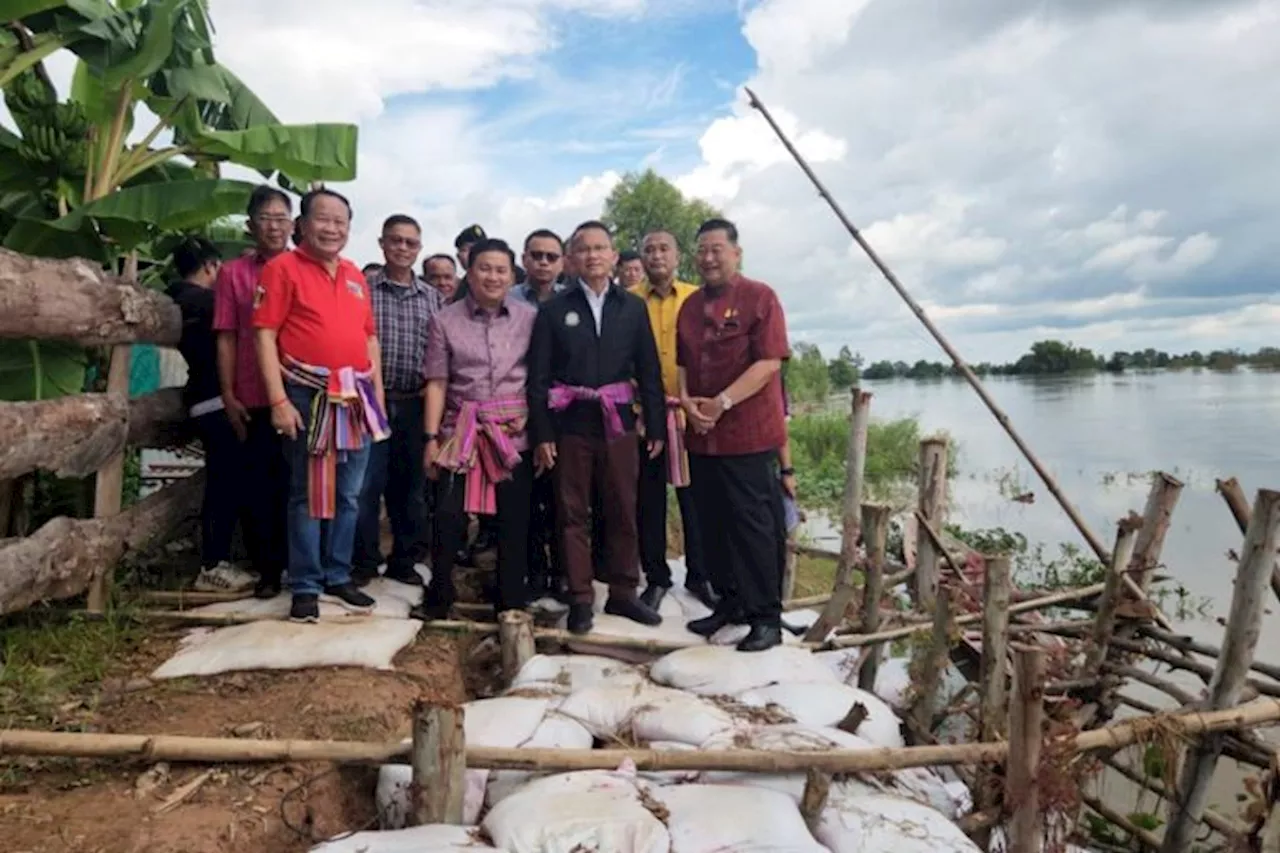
[384,565,425,586]
[736,622,783,652]
[685,579,720,610]
[639,584,669,610]
[604,596,662,626]
[567,603,594,634]
[350,565,378,588]
[687,610,736,638]
[410,599,451,621]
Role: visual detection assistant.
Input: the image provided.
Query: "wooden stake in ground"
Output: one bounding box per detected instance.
[1006,645,1045,853]
[1085,513,1142,674]
[1216,475,1280,604]
[974,551,1012,844]
[803,391,872,642]
[410,701,466,826]
[914,436,948,611]
[911,585,952,735]
[1162,488,1280,852]
[1129,472,1183,594]
[499,609,536,686]
[856,503,891,692]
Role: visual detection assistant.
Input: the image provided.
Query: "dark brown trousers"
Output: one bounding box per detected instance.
[554,432,641,604]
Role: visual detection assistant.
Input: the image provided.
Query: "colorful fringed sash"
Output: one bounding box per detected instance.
[435,397,528,515]
[663,396,690,487]
[282,355,390,519]
[547,381,635,441]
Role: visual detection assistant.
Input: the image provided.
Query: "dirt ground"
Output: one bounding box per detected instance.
[0,625,474,853]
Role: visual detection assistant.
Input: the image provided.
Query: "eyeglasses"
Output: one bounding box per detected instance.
[529,251,561,262]
[382,236,421,249]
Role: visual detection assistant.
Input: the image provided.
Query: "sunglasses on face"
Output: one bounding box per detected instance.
[529,251,561,262]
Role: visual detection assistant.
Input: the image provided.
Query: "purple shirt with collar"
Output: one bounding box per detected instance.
[424,292,537,450]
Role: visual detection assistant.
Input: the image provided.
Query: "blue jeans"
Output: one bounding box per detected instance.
[355,396,427,573]
[283,384,372,596]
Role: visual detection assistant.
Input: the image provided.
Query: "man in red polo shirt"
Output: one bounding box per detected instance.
[676,217,790,652]
[253,188,390,624]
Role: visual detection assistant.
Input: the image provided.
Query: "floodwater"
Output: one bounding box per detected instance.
[807,369,1280,826]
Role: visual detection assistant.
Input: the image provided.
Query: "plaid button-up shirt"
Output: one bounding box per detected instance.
[369,270,442,393]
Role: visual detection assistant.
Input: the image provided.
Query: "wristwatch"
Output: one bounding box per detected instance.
[780,467,795,476]
[718,392,734,412]
[424,431,438,442]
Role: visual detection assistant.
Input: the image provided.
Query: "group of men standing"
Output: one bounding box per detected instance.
[171,184,794,652]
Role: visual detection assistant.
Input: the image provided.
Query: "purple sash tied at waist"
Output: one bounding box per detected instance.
[548,381,636,441]
[436,397,527,515]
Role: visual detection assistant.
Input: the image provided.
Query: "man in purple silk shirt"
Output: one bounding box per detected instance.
[415,239,537,619]
[527,220,666,635]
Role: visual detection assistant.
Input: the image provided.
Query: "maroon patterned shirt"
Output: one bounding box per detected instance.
[677,274,790,456]
[424,294,536,450]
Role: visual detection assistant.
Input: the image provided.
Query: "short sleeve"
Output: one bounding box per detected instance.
[251,257,292,329]
[423,314,449,382]
[749,288,789,362]
[363,287,376,338]
[212,263,238,332]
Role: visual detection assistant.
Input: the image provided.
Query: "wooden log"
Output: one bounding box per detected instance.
[0,470,204,615]
[1216,475,1280,604]
[499,609,536,686]
[799,769,831,834]
[5,697,1280,772]
[1129,472,1183,593]
[1085,513,1142,674]
[803,391,872,642]
[912,585,952,734]
[857,503,891,692]
[1006,646,1045,853]
[0,247,181,346]
[914,436,949,611]
[979,553,1012,742]
[410,701,466,825]
[1162,488,1280,853]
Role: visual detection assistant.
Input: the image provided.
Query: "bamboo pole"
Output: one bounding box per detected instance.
[1102,754,1240,837]
[857,503,891,692]
[1102,635,1280,699]
[410,701,466,825]
[1136,625,1280,683]
[914,436,949,611]
[1162,488,1280,853]
[1086,514,1142,674]
[1215,475,1280,604]
[979,553,1012,742]
[1084,794,1162,852]
[499,609,536,686]
[804,391,872,642]
[1129,472,1183,594]
[743,86,1114,567]
[912,586,952,734]
[1007,646,1045,853]
[5,698,1280,771]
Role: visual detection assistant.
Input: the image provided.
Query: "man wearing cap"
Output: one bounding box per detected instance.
[630,229,715,611]
[677,217,790,652]
[253,188,389,624]
[352,214,441,587]
[528,220,666,634]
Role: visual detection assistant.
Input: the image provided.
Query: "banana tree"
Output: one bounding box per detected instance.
[0,0,360,402]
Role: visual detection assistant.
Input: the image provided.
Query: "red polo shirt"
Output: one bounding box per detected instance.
[677,274,790,456]
[252,248,374,370]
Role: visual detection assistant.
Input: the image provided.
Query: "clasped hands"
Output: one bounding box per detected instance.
[682,396,727,435]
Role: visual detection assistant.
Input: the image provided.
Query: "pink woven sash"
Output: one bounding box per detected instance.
[436,397,527,515]
[548,381,635,441]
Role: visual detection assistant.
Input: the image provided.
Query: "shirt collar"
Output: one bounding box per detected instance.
[371,268,429,295]
[466,292,511,317]
[577,277,615,299]
[639,278,687,300]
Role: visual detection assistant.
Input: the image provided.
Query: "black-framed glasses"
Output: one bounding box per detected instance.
[529,251,561,262]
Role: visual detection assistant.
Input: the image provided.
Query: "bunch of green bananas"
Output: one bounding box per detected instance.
[3,68,54,120]
[7,77,91,177]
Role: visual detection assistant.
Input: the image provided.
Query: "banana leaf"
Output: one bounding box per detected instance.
[190,123,358,184]
[0,31,77,87]
[101,0,190,87]
[0,339,89,401]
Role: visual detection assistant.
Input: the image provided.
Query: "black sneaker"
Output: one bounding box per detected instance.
[289,594,319,623]
[350,565,378,588]
[322,583,376,613]
[384,565,424,586]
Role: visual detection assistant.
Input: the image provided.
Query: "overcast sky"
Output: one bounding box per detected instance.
[8,0,1279,363]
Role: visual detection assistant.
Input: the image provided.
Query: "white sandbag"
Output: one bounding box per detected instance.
[482,770,670,853]
[377,763,491,831]
[813,650,913,709]
[650,645,836,695]
[709,609,823,647]
[815,791,980,853]
[653,784,829,853]
[631,692,737,746]
[311,823,502,852]
[736,683,904,748]
[486,714,595,808]
[188,571,424,620]
[151,618,421,679]
[512,654,646,690]
[458,696,552,822]
[555,683,725,744]
[637,740,702,784]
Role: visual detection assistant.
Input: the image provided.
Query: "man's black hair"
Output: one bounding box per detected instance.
[382,213,420,232]
[570,219,613,248]
[642,228,680,249]
[467,238,516,270]
[423,253,457,270]
[300,187,352,219]
[696,217,739,244]
[247,185,291,219]
[524,228,564,250]
[619,249,641,264]
[172,235,221,278]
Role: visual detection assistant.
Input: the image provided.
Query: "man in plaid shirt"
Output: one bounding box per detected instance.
[353,214,442,586]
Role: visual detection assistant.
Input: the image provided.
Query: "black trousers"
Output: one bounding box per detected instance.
[429,453,533,612]
[638,440,705,589]
[354,397,427,573]
[528,470,560,594]
[688,451,784,623]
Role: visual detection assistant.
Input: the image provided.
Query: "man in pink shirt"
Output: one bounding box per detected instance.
[212,185,294,598]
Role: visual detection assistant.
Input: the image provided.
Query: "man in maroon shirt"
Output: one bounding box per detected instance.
[676,218,791,652]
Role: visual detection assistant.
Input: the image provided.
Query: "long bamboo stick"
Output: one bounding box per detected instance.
[1087,515,1142,674]
[1136,625,1280,683]
[1215,475,1280,604]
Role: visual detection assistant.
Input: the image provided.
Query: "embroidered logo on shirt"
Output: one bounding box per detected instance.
[565,311,580,327]
[345,279,365,298]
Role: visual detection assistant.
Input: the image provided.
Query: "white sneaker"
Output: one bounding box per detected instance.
[193,561,257,593]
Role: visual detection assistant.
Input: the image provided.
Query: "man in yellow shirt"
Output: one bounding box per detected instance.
[630,229,716,611]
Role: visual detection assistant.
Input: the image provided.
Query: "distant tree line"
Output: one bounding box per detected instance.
[783,343,862,403]
[860,341,1280,380]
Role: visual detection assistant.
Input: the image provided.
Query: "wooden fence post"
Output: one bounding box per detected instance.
[1007,645,1045,853]
[411,700,467,826]
[856,503,891,692]
[973,551,1012,844]
[1215,476,1280,605]
[911,585,952,735]
[1161,489,1280,852]
[1129,472,1183,594]
[499,609,535,686]
[914,436,949,612]
[1085,514,1142,674]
